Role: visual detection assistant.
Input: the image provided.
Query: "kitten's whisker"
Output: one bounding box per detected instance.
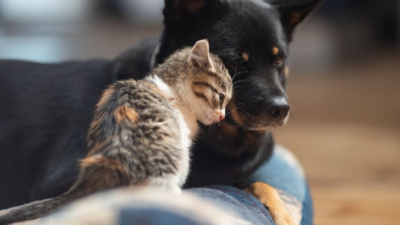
[205,113,213,127]
[225,111,235,116]
[225,106,241,116]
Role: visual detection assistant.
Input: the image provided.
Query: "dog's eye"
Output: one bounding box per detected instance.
[273,56,285,69]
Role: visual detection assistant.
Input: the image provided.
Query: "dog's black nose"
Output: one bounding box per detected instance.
[267,98,290,120]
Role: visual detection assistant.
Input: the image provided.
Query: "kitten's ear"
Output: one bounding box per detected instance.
[188,40,215,71]
[270,0,324,41]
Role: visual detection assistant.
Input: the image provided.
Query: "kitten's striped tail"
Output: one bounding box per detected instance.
[0,182,92,225]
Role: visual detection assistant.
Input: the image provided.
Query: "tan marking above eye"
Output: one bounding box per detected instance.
[184,0,205,13]
[272,47,279,56]
[242,52,249,62]
[289,12,302,24]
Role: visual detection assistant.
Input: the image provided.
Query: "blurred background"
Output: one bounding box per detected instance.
[0,0,399,224]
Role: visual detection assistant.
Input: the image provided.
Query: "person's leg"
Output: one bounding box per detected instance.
[187,186,274,225]
[28,145,312,225]
[37,188,261,225]
[188,145,313,225]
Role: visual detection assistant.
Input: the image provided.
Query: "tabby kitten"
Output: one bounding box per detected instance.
[0,40,232,225]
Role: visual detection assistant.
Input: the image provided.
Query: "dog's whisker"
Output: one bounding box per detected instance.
[234,62,238,77]
[233,80,249,86]
[231,71,246,82]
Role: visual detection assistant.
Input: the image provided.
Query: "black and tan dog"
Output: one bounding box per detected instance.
[0,0,323,224]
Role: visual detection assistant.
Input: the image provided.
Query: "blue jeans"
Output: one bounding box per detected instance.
[186,145,313,225]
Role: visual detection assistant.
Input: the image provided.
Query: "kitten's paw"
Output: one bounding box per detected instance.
[245,182,297,225]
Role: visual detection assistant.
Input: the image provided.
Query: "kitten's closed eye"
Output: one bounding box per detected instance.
[219,94,225,107]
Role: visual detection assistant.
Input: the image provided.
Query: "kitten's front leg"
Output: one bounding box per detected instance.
[245,182,297,225]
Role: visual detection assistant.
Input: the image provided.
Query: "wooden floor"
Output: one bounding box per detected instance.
[274,53,400,225]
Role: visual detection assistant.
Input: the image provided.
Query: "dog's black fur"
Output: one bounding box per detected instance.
[0,0,323,209]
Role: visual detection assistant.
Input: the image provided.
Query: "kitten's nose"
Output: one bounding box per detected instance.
[219,115,225,121]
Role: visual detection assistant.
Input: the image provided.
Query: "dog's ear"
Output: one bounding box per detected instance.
[269,0,324,41]
[164,0,205,19]
[163,0,216,22]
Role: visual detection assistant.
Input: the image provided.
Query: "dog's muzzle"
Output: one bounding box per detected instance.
[228,96,290,130]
